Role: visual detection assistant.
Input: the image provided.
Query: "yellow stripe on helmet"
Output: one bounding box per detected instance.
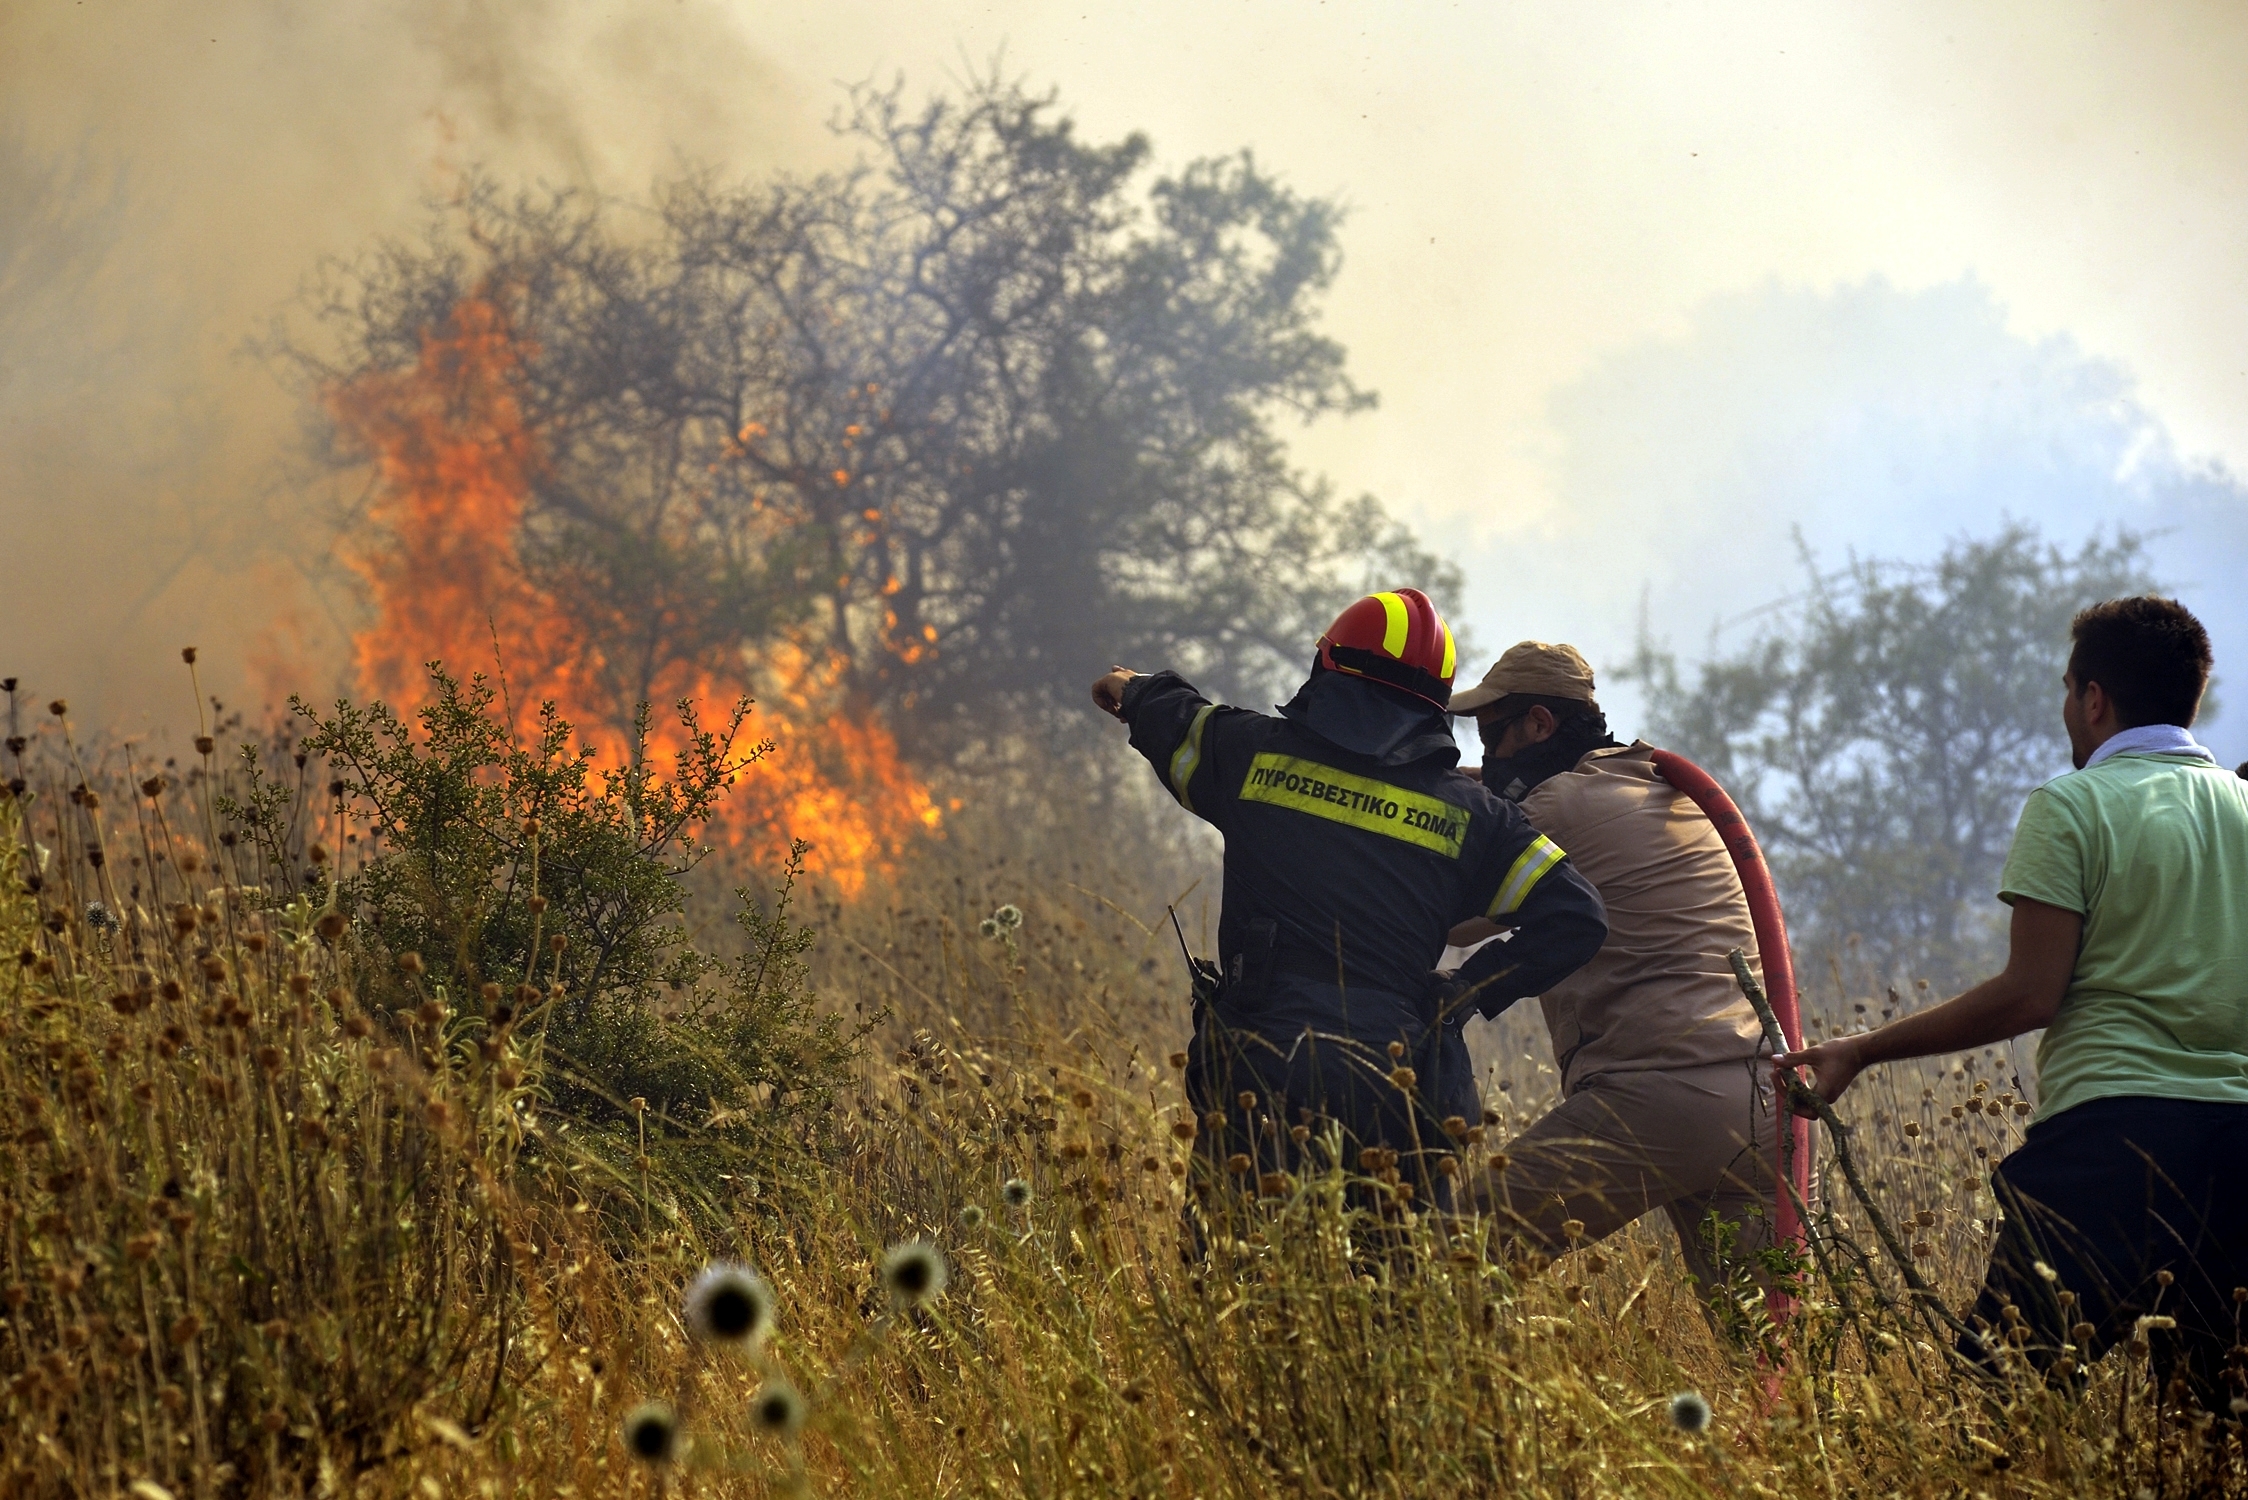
[1440,623,1457,682]
[1373,592,1410,659]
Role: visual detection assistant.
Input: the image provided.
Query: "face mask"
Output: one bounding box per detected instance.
[1481,743,1533,802]
[1482,711,1614,800]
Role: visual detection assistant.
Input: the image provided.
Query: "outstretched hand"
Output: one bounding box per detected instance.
[1776,1035,1864,1118]
[1090,666,1139,720]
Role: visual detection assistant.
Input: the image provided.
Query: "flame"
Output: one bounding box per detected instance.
[326,294,936,894]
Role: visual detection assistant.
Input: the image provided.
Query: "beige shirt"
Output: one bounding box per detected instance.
[1520,742,1769,1093]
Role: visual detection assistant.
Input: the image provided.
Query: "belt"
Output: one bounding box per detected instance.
[1227,941,1415,994]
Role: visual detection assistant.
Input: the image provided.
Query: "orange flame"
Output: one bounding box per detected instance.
[327,295,936,894]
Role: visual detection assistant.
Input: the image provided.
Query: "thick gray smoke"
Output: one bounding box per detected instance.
[0,0,827,728]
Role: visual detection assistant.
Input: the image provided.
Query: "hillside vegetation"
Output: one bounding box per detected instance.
[1,675,2239,1499]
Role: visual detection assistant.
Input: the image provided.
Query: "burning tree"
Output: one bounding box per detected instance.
[292,74,1452,808]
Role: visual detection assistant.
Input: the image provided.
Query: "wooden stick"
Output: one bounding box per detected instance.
[1727,948,1978,1346]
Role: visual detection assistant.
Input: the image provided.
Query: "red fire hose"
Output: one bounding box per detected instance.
[1648,750,1810,1327]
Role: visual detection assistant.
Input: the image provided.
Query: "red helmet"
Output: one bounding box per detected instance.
[1316,588,1459,708]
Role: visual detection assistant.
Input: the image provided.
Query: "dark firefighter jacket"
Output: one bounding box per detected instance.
[1121,668,1608,1019]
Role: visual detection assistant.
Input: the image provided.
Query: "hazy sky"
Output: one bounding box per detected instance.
[3,0,2244,756]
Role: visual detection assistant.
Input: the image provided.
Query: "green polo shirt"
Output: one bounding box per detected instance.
[1997,752,2248,1123]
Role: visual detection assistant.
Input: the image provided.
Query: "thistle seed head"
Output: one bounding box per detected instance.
[750,1377,806,1438]
[621,1401,679,1464]
[684,1263,776,1349]
[879,1240,948,1308]
[1668,1390,1711,1433]
[1001,1178,1033,1209]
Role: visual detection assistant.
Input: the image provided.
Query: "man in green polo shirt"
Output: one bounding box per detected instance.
[1783,596,2248,1407]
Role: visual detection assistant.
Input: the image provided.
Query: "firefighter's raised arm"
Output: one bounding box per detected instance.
[1094,667,1238,825]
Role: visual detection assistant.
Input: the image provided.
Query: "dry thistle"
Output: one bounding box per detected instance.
[684,1263,775,1350]
[750,1377,806,1438]
[879,1240,947,1308]
[1001,1178,1033,1209]
[1667,1391,1711,1433]
[621,1401,680,1464]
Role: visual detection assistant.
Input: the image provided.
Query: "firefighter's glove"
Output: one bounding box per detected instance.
[1189,957,1223,1010]
[1428,971,1473,1026]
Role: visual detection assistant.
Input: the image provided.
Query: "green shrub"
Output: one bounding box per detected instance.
[226,668,866,1156]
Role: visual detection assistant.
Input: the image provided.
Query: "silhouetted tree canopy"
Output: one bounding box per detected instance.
[297,76,1456,754]
[1624,524,2163,985]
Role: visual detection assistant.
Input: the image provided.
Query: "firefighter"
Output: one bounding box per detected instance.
[1446,641,1778,1308]
[1091,590,1608,1205]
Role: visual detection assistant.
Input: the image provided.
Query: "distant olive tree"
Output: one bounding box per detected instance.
[293,74,1455,757]
[1623,524,2163,985]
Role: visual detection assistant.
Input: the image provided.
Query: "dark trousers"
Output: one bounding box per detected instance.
[1961,1095,2248,1408]
[1186,974,1480,1204]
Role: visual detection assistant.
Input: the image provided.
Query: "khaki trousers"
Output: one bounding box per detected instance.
[1476,1058,1778,1297]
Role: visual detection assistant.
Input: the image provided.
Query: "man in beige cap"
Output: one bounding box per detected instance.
[1447,642,1778,1317]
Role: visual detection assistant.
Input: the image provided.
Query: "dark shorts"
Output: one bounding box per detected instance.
[1962,1094,2248,1406]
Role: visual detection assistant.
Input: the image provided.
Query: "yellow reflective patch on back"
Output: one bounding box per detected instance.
[1374,591,1409,659]
[1238,753,1469,858]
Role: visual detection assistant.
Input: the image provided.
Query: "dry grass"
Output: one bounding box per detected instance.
[3,694,2244,1498]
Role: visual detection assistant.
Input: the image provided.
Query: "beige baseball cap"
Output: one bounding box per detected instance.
[1447,641,1597,715]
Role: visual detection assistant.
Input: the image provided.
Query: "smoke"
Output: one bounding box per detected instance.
[0,0,830,730]
[1458,275,2248,763]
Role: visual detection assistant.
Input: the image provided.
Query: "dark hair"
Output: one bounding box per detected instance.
[2066,597,2211,729]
